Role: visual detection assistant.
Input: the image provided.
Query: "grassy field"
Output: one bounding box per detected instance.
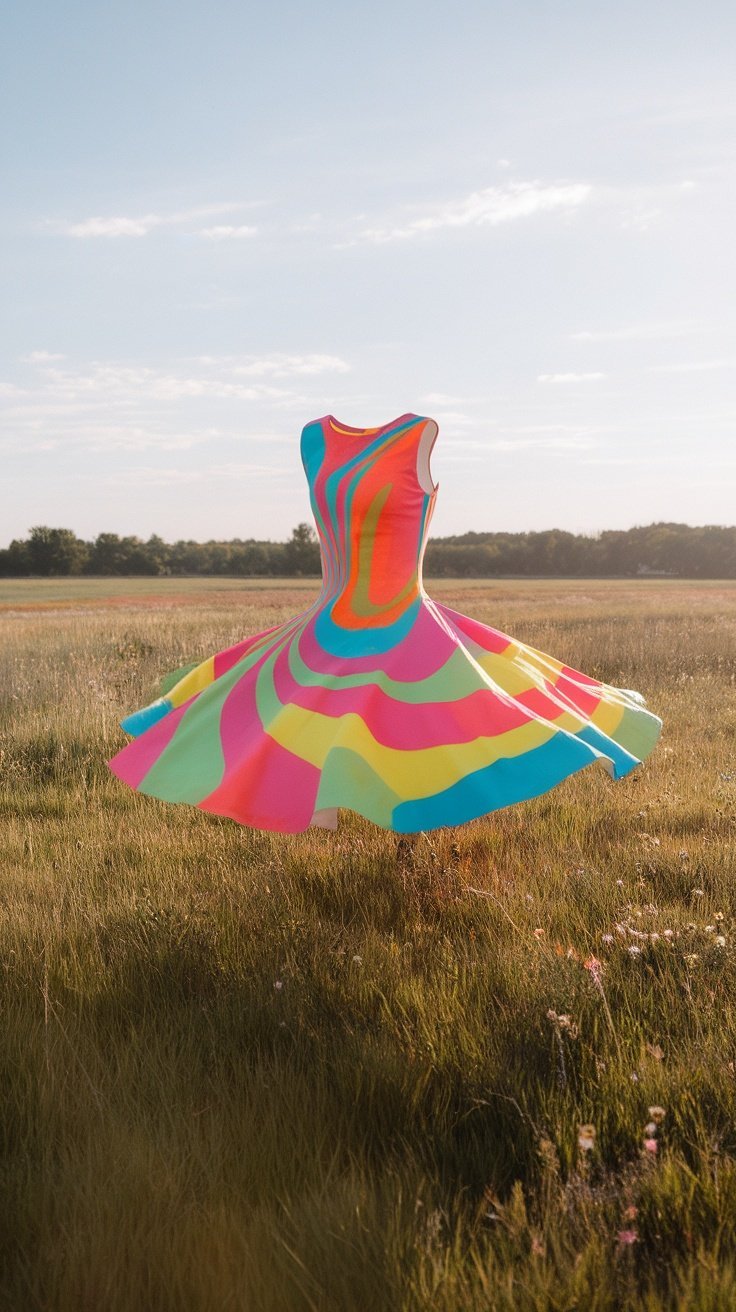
[1,577,735,1311]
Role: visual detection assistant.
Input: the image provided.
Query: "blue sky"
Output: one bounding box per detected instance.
[2,0,734,545]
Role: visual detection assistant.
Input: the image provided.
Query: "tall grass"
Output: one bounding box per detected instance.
[1,580,735,1310]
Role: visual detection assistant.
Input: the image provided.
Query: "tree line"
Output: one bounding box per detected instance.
[2,521,735,579]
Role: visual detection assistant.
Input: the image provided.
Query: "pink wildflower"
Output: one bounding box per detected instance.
[584,955,604,983]
[617,1229,638,1245]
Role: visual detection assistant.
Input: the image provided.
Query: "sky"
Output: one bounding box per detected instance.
[1,0,735,546]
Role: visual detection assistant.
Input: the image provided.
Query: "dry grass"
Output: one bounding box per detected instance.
[1,578,735,1311]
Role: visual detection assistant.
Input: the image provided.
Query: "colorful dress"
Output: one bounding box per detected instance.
[106,413,662,832]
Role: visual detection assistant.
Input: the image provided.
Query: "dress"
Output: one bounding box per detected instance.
[105,413,662,833]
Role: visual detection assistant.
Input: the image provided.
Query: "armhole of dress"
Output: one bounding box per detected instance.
[416,419,439,495]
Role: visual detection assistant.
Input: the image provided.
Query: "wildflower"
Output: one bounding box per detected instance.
[547,1010,578,1037]
[645,1121,657,1136]
[705,925,716,934]
[663,929,674,940]
[616,879,624,888]
[630,1072,640,1082]
[643,1137,658,1154]
[352,955,362,964]
[533,927,545,940]
[684,953,700,966]
[716,935,726,947]
[578,1124,596,1152]
[531,1234,545,1256]
[692,889,705,898]
[650,932,660,943]
[584,955,603,983]
[623,1205,638,1221]
[617,1229,638,1245]
[628,945,642,957]
[274,980,283,990]
[648,1106,666,1124]
[537,1137,559,1170]
[715,912,724,923]
[602,933,614,944]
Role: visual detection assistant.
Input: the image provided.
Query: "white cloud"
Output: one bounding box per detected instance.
[197,353,350,377]
[36,363,292,403]
[349,180,592,244]
[0,351,353,458]
[21,350,66,362]
[198,225,258,240]
[232,353,350,377]
[54,202,255,239]
[336,174,701,250]
[537,372,606,383]
[21,352,350,403]
[68,216,157,238]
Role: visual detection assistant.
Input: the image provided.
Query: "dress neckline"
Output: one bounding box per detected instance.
[325,413,418,436]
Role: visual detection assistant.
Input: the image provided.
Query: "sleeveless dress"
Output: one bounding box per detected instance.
[105,413,662,833]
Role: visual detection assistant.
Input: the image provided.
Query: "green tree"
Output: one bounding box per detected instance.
[26,526,88,576]
[284,523,321,575]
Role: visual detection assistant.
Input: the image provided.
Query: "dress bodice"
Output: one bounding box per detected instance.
[300,413,439,654]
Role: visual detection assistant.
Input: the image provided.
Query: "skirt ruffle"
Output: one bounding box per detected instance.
[106,596,662,833]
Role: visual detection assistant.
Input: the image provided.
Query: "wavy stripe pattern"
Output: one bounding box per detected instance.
[106,413,662,832]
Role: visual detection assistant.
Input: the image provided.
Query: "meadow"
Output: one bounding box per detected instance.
[1,576,735,1311]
